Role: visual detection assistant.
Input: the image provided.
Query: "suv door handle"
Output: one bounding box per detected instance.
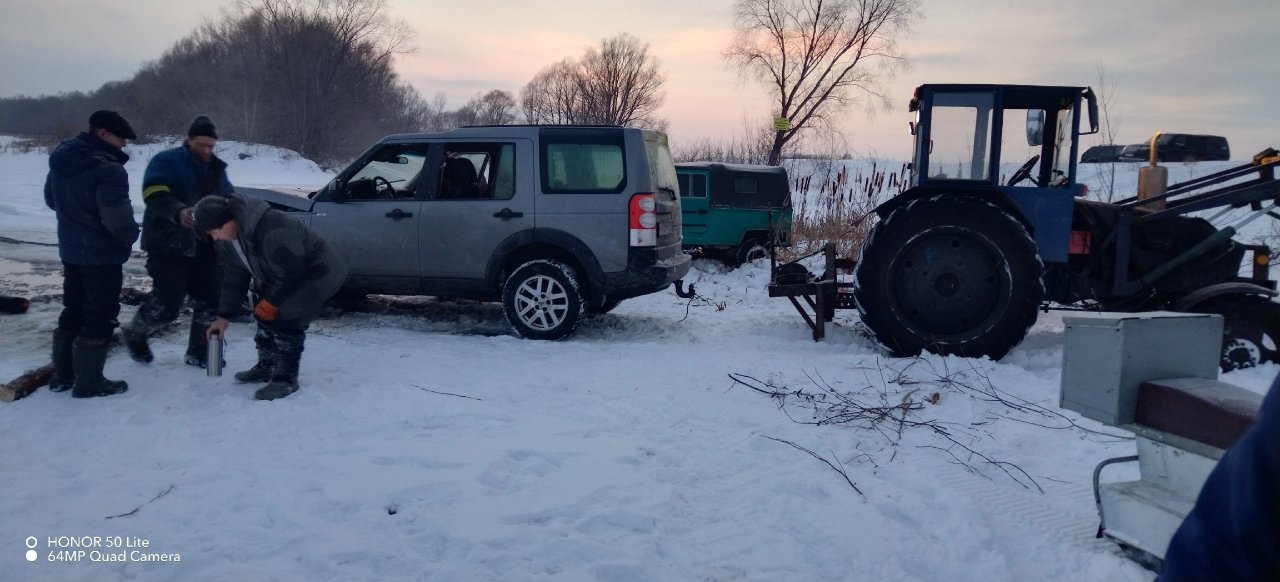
[493,208,524,221]
[385,208,414,220]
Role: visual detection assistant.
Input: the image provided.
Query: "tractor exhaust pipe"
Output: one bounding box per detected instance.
[1137,132,1168,210]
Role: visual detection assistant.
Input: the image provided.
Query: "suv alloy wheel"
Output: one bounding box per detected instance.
[502,259,586,340]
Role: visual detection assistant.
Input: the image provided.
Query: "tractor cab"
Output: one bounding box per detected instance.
[902,84,1099,263]
[908,84,1098,191]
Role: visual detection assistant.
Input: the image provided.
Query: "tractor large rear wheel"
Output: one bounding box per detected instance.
[1192,296,1280,372]
[854,196,1044,359]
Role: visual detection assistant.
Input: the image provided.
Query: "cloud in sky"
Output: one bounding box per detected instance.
[1,0,1275,159]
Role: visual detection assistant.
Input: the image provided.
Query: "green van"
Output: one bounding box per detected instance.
[676,162,793,265]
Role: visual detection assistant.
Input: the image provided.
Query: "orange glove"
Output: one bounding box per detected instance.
[254,299,279,321]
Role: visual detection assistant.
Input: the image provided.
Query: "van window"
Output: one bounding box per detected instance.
[734,177,758,194]
[678,173,707,198]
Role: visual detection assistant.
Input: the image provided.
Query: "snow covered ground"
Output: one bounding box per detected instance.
[1,137,1275,581]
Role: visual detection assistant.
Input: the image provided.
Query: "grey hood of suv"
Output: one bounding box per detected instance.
[236,186,315,212]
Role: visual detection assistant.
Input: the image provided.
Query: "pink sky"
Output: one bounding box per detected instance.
[1,0,1275,160]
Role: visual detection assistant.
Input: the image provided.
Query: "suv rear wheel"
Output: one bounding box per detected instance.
[503,260,585,340]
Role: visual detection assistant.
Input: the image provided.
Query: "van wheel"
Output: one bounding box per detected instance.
[503,260,585,340]
[735,240,770,266]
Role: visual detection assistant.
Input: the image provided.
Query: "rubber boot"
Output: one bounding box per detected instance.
[254,357,299,401]
[235,353,274,384]
[254,331,301,401]
[48,328,77,393]
[234,327,275,383]
[182,319,224,369]
[72,337,129,398]
[122,316,153,364]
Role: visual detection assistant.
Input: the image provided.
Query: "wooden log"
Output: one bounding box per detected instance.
[0,364,55,402]
[0,295,30,314]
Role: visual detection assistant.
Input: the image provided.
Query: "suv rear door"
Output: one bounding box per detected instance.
[418,138,535,280]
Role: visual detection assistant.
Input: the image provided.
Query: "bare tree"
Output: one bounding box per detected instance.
[249,0,415,158]
[576,34,666,128]
[521,59,583,125]
[1092,63,1123,201]
[0,0,427,165]
[457,89,518,126]
[727,0,922,165]
[419,92,452,131]
[520,34,667,129]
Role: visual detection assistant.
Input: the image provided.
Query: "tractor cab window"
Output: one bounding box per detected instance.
[1002,107,1073,187]
[926,92,993,181]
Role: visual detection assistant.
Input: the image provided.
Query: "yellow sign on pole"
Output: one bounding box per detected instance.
[773,117,790,131]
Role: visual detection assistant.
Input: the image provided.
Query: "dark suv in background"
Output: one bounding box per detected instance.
[1118,133,1230,162]
[239,126,690,340]
[1080,144,1125,163]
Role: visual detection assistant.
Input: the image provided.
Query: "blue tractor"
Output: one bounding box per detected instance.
[850,84,1280,369]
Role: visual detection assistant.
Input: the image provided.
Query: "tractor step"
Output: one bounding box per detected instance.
[1097,479,1195,560]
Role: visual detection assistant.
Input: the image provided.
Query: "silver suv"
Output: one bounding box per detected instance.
[241,126,690,340]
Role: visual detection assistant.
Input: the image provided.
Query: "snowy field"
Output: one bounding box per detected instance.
[1,137,1275,581]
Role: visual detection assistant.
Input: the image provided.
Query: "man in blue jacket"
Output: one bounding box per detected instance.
[122,115,234,368]
[44,110,140,398]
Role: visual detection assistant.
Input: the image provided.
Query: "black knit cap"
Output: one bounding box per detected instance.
[193,196,235,233]
[188,115,218,139]
[88,110,136,140]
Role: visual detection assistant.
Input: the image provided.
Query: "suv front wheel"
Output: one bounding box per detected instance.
[502,260,586,340]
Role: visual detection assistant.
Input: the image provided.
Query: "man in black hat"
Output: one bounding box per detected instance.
[194,194,347,400]
[123,115,235,368]
[43,110,140,398]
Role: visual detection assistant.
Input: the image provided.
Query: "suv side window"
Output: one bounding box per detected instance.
[436,142,516,200]
[346,144,429,200]
[678,172,707,198]
[541,135,627,194]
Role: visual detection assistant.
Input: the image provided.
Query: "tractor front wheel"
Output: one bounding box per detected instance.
[853,196,1044,359]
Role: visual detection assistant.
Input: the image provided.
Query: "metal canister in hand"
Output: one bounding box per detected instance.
[207,331,224,377]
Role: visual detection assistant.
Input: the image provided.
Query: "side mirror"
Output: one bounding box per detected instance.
[1026,110,1045,147]
[328,180,347,204]
[395,155,410,165]
[1081,87,1100,135]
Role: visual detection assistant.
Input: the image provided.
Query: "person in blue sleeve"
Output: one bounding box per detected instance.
[1157,374,1279,581]
[122,115,234,368]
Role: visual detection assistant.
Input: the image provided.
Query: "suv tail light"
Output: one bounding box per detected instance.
[630,193,657,247]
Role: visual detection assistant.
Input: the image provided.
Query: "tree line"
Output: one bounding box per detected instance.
[0,0,921,167]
